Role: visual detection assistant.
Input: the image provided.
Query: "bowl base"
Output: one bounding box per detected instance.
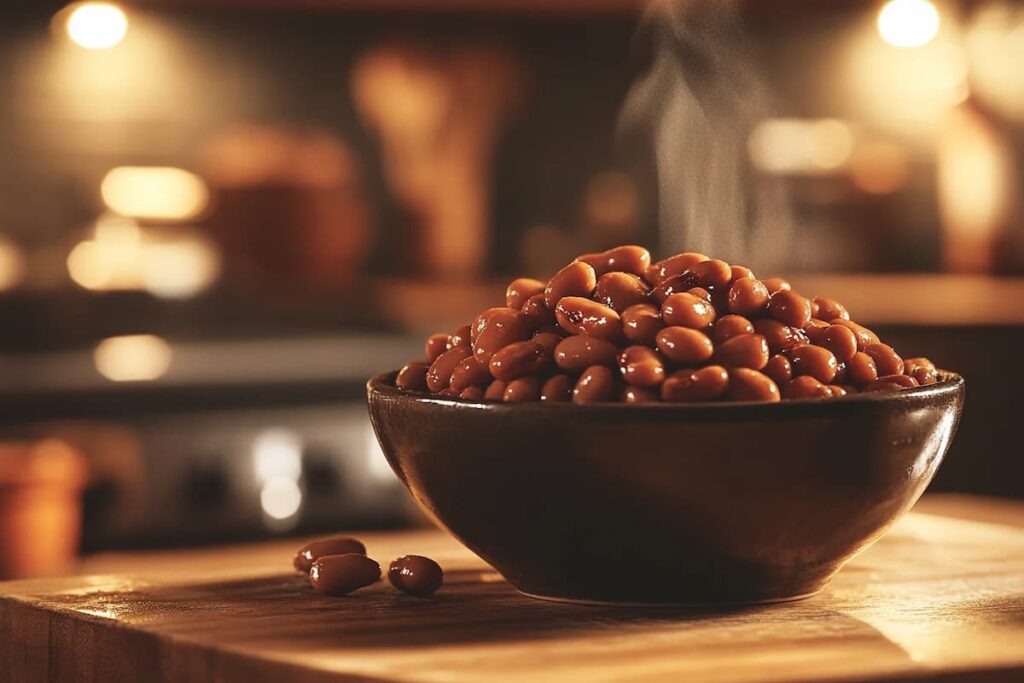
[516,587,823,608]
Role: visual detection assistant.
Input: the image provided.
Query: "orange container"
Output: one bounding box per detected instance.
[0,440,86,579]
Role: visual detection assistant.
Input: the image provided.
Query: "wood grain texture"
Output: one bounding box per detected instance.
[1,495,1023,683]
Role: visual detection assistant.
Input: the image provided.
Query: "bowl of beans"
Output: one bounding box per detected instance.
[367,246,965,605]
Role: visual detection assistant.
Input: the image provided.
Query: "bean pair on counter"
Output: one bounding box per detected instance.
[293,536,443,598]
[396,245,943,404]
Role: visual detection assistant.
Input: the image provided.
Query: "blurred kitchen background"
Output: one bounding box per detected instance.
[0,0,1021,577]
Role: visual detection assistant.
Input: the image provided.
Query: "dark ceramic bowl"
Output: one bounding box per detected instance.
[367,371,965,605]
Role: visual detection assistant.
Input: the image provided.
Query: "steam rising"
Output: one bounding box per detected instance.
[618,0,792,270]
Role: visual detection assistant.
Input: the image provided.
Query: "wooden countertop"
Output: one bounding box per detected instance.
[2,494,1023,682]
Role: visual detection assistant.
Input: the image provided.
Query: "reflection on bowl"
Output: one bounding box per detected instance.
[367,371,965,605]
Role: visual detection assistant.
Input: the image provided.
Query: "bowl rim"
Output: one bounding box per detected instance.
[368,369,964,414]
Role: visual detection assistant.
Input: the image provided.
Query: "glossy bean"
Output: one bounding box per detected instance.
[540,374,574,402]
[594,272,649,312]
[544,261,597,309]
[618,346,666,387]
[863,374,919,392]
[447,325,471,349]
[905,357,938,386]
[687,259,733,289]
[904,357,936,374]
[489,341,548,381]
[655,327,714,365]
[813,296,850,322]
[425,333,449,361]
[578,245,651,277]
[767,290,812,328]
[650,272,705,304]
[521,293,555,328]
[503,376,541,402]
[687,287,712,302]
[622,386,660,403]
[788,345,839,384]
[753,318,809,354]
[864,342,904,376]
[530,330,562,357]
[730,265,755,282]
[817,324,858,363]
[763,354,792,385]
[484,379,508,400]
[846,351,878,386]
[395,362,430,391]
[555,296,623,341]
[294,537,366,573]
[426,346,473,392]
[554,335,619,371]
[831,318,879,350]
[713,315,754,343]
[388,555,444,597]
[661,365,729,402]
[833,362,848,384]
[714,333,769,370]
[309,554,380,596]
[761,277,791,295]
[471,307,505,343]
[803,318,830,343]
[472,308,532,364]
[449,356,492,393]
[782,376,832,399]
[645,252,708,286]
[572,365,617,404]
[727,278,770,316]
[459,386,484,400]
[621,303,664,345]
[661,292,716,329]
[506,278,546,310]
[727,368,780,403]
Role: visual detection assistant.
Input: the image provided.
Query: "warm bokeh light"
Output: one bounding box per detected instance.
[64,2,128,50]
[965,5,1024,121]
[845,33,967,135]
[583,171,640,228]
[0,237,27,292]
[66,216,141,291]
[66,215,220,298]
[850,141,910,194]
[100,166,209,221]
[260,479,302,521]
[878,0,941,48]
[748,118,854,174]
[937,104,1014,272]
[365,423,396,484]
[140,240,220,299]
[252,430,303,484]
[808,119,855,170]
[94,334,173,382]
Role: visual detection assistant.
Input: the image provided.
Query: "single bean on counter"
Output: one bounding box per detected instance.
[392,246,945,403]
[294,537,367,573]
[309,554,380,596]
[388,555,444,597]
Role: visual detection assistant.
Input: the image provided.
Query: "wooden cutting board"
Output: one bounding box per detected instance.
[2,495,1023,683]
